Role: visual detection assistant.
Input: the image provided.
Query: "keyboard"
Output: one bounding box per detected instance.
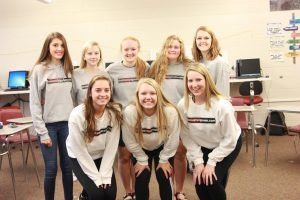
[4,88,29,92]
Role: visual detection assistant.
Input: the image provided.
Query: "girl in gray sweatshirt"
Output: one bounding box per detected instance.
[72,41,110,106]
[29,32,74,200]
[192,26,230,97]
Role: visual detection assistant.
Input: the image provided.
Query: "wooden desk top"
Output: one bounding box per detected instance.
[266,106,300,113]
[233,105,257,112]
[7,117,33,124]
[0,123,32,136]
[229,77,271,83]
[0,90,30,95]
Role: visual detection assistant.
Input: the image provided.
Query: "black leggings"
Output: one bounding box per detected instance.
[195,135,242,200]
[70,157,117,200]
[132,145,174,200]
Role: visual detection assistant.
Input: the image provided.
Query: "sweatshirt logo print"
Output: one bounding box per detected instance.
[47,78,72,84]
[81,84,88,90]
[188,117,216,124]
[94,125,112,136]
[142,127,158,134]
[118,77,138,83]
[165,75,184,80]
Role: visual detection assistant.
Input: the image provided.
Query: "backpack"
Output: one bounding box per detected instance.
[263,111,288,136]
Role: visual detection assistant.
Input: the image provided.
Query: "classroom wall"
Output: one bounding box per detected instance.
[0,0,299,124]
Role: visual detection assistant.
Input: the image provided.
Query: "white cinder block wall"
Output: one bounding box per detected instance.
[0,0,299,125]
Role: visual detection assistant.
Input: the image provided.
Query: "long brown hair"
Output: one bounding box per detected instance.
[192,26,221,62]
[84,75,122,143]
[149,35,191,84]
[121,36,147,79]
[33,32,73,77]
[133,78,182,146]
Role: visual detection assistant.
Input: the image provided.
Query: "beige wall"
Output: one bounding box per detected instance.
[1,0,300,124]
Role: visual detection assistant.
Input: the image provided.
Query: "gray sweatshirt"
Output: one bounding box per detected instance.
[122,104,180,165]
[29,63,73,141]
[67,104,120,186]
[160,63,185,104]
[72,68,110,106]
[201,56,230,96]
[105,61,149,107]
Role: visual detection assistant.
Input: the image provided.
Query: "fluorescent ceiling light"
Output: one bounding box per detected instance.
[37,0,52,3]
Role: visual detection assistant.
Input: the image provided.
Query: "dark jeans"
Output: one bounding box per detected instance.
[39,121,73,200]
[132,145,174,200]
[70,157,117,200]
[195,135,242,200]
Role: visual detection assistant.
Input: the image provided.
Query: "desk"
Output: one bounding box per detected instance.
[0,90,30,95]
[5,117,40,186]
[0,90,29,112]
[234,106,258,167]
[229,77,271,83]
[0,123,32,200]
[265,106,300,165]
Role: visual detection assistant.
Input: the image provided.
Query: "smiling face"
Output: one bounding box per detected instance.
[195,30,212,54]
[91,79,111,110]
[49,38,64,64]
[121,39,139,66]
[187,70,206,104]
[138,83,157,116]
[166,39,181,63]
[84,45,101,68]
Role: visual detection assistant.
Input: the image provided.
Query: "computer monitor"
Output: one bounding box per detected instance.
[236,58,261,77]
[7,70,28,89]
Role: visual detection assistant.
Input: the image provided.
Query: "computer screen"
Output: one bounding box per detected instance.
[236,58,261,77]
[7,71,28,89]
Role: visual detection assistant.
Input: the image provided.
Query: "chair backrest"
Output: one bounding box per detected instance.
[231,97,248,129]
[239,81,263,96]
[0,108,23,125]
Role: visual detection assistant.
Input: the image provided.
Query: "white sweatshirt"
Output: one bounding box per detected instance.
[122,104,180,165]
[66,104,120,186]
[178,97,241,166]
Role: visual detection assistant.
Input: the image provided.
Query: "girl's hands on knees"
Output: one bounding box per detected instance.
[193,164,205,185]
[156,162,173,179]
[134,163,150,177]
[41,138,52,147]
[202,164,217,186]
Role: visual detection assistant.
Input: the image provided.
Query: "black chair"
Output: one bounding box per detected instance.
[234,81,263,105]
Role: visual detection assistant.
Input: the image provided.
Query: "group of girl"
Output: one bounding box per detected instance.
[29,26,241,200]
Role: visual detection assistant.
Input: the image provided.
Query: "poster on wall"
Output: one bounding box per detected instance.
[270,0,300,11]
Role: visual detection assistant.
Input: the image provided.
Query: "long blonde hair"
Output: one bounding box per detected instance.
[133,78,182,146]
[149,35,191,84]
[80,41,102,68]
[192,26,221,62]
[84,75,122,143]
[183,63,223,111]
[121,36,147,79]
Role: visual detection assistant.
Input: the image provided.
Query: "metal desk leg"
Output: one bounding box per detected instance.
[20,130,27,181]
[5,141,17,200]
[27,131,40,186]
[266,111,271,166]
[250,110,256,167]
